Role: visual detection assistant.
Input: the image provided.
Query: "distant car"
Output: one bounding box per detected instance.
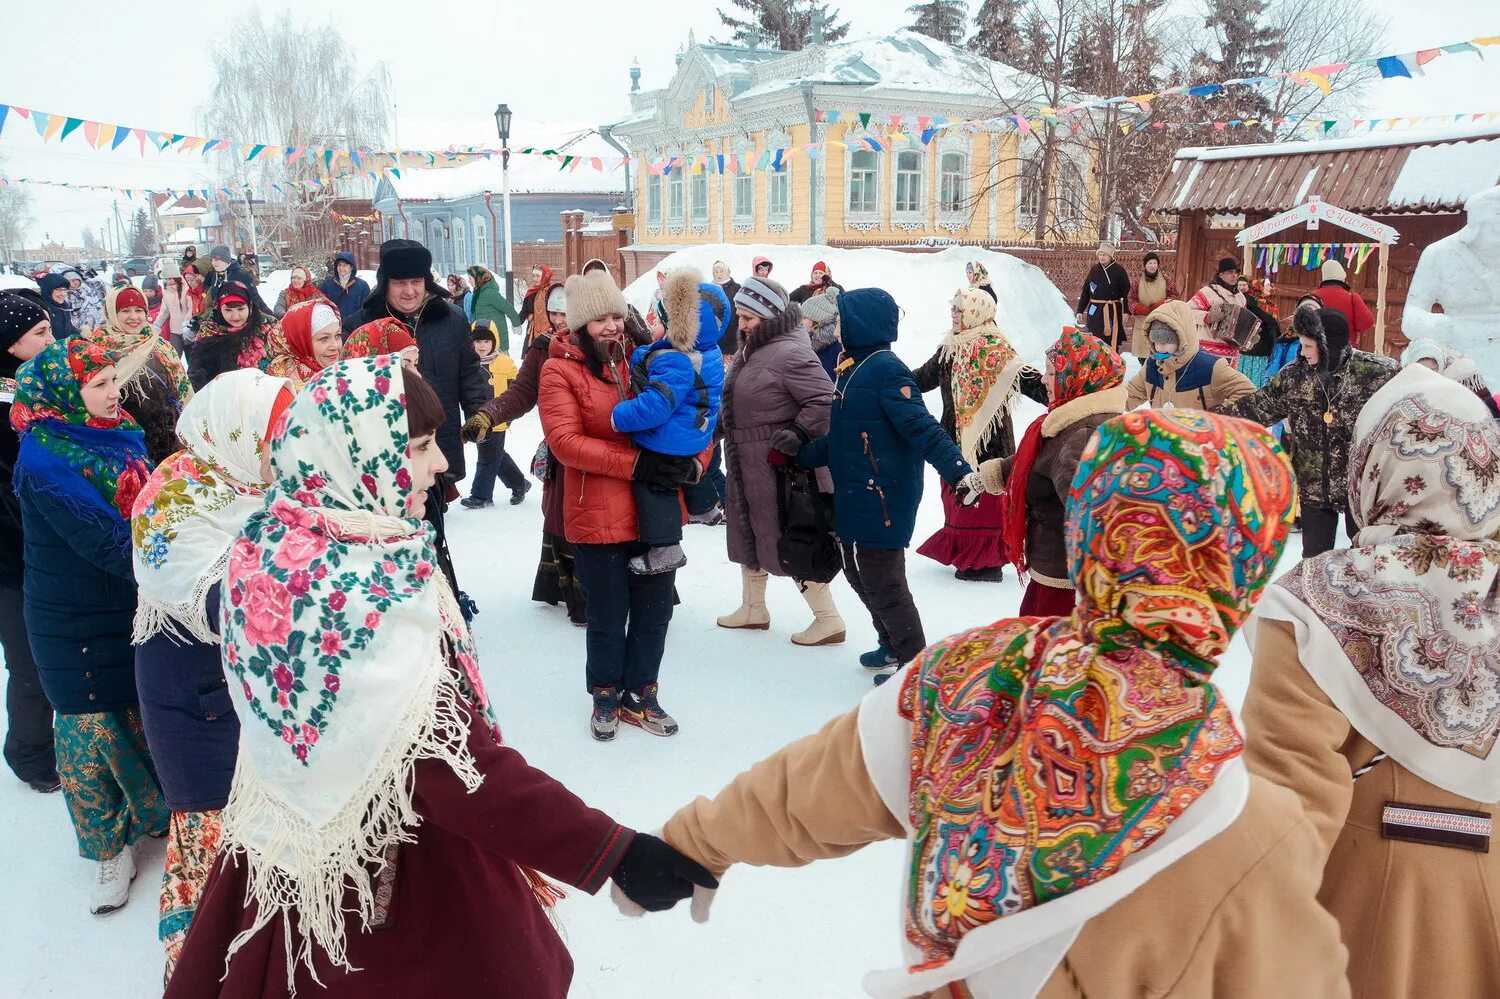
[124,257,153,277]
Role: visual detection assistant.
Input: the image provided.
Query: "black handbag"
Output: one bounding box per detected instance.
[777,467,841,583]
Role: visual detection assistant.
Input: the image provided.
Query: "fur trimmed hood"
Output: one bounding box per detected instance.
[660,268,732,352]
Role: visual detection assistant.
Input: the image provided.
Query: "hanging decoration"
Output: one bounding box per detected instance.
[1252,242,1380,275]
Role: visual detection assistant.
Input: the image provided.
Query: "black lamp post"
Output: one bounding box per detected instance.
[493,103,514,303]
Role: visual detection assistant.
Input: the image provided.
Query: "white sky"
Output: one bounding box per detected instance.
[2,0,1497,248]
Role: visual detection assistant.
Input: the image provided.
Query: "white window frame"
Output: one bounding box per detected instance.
[938,151,967,214]
[732,171,754,223]
[1057,156,1089,230]
[451,217,466,268]
[647,170,663,223]
[472,216,488,270]
[892,149,925,219]
[690,170,709,225]
[668,170,685,225]
[1016,142,1045,229]
[847,147,881,220]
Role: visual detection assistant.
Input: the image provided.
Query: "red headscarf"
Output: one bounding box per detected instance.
[267,300,341,384]
[1003,329,1125,576]
[283,266,322,308]
[344,318,416,359]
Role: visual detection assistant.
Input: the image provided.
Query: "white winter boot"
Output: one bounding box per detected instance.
[89,842,136,915]
[717,567,771,630]
[791,581,847,647]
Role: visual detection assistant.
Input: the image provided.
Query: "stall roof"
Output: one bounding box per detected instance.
[1152,123,1500,215]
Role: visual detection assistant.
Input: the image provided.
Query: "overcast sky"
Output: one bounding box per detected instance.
[2,0,1496,248]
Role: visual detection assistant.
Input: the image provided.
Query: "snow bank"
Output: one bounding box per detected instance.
[260,267,378,305]
[624,244,1075,367]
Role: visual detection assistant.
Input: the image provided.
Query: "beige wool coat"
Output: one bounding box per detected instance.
[664,707,1350,999]
[1243,618,1500,999]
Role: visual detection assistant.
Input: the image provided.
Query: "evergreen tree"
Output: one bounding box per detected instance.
[1194,0,1284,123]
[968,0,1026,65]
[716,0,851,50]
[908,0,967,45]
[130,208,155,256]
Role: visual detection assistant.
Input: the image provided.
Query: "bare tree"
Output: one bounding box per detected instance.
[1258,0,1387,124]
[202,9,391,261]
[0,155,34,265]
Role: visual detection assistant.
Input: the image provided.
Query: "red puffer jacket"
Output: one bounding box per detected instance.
[538,333,710,546]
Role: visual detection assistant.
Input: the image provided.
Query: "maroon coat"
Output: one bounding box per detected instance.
[165,710,632,998]
[721,306,833,575]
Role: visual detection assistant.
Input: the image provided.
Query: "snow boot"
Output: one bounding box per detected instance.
[628,543,687,576]
[791,581,846,646]
[510,481,532,506]
[955,566,1005,582]
[90,843,136,915]
[872,666,900,687]
[591,686,622,742]
[860,643,899,671]
[460,496,492,510]
[689,504,726,526]
[620,683,679,737]
[716,567,770,630]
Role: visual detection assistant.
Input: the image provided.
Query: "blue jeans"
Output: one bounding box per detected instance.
[682,442,724,515]
[468,430,527,502]
[573,543,676,693]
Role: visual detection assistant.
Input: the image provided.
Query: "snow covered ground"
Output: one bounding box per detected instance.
[1,249,1251,996]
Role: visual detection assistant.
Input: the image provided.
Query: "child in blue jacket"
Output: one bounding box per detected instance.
[611,269,728,575]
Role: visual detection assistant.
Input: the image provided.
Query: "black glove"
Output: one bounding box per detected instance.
[633,451,697,490]
[610,833,719,912]
[768,423,808,457]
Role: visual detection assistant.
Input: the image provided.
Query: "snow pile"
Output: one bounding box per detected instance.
[1388,138,1500,209]
[625,244,1075,367]
[259,267,378,305]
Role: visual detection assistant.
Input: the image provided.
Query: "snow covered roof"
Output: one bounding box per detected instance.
[735,30,1047,103]
[1154,124,1500,215]
[378,137,626,203]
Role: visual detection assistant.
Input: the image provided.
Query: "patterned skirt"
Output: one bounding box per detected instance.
[54,709,169,861]
[1239,353,1271,388]
[160,809,224,986]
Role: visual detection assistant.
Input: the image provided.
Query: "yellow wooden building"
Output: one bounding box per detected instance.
[602,29,1097,249]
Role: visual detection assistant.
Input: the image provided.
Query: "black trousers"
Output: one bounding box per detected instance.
[468,430,527,502]
[682,442,725,515]
[632,481,684,547]
[574,543,676,693]
[1302,505,1355,559]
[841,542,926,663]
[0,583,55,783]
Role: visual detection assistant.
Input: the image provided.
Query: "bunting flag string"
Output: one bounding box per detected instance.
[0,100,632,170]
[1252,241,1379,275]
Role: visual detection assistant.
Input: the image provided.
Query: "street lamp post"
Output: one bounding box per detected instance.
[493,103,515,305]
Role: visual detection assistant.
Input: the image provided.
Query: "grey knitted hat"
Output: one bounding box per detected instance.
[733,275,789,320]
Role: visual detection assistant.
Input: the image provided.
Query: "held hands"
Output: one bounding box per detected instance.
[460,411,493,444]
[954,471,985,508]
[610,833,719,913]
[768,424,807,457]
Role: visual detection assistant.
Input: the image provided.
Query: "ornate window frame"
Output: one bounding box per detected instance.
[846,134,882,228]
[765,129,793,230]
[1015,137,1045,233]
[451,217,466,268]
[730,137,755,233]
[936,134,970,232]
[667,168,685,230]
[892,147,925,229]
[472,216,488,270]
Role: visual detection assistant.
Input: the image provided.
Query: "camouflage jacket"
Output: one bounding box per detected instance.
[1220,350,1397,510]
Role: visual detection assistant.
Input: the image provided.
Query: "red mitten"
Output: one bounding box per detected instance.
[766,449,792,467]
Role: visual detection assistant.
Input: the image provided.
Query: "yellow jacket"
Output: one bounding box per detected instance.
[484,353,518,431]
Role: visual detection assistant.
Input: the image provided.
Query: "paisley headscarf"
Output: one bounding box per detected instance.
[131,369,294,644]
[859,409,1296,998]
[1003,329,1126,575]
[343,318,416,359]
[266,300,342,386]
[1257,364,1500,801]
[9,337,150,528]
[89,284,192,400]
[938,287,1023,464]
[217,356,498,985]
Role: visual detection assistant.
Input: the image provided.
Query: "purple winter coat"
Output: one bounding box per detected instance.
[722,305,834,575]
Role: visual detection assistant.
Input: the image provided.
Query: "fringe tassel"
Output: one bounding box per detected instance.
[131,552,230,646]
[220,650,481,996]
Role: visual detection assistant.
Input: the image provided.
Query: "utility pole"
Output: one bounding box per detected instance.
[113,201,126,256]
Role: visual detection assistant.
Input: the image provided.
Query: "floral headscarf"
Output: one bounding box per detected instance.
[344,318,416,359]
[131,369,294,644]
[866,409,1295,998]
[10,338,150,527]
[1003,329,1125,574]
[282,265,321,309]
[266,300,341,386]
[939,287,1023,464]
[1259,364,1500,800]
[88,284,192,400]
[217,356,498,985]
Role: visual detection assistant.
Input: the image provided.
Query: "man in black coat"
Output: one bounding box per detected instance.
[1075,242,1132,353]
[345,239,490,484]
[204,244,271,313]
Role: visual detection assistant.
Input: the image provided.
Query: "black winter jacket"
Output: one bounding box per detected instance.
[0,355,23,589]
[348,291,489,479]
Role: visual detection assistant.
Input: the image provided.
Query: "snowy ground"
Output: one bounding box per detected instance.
[0,256,1275,996]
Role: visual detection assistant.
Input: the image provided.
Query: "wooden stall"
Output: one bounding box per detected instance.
[1151,124,1500,355]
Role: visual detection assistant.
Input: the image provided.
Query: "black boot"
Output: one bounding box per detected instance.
[955,566,1005,582]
